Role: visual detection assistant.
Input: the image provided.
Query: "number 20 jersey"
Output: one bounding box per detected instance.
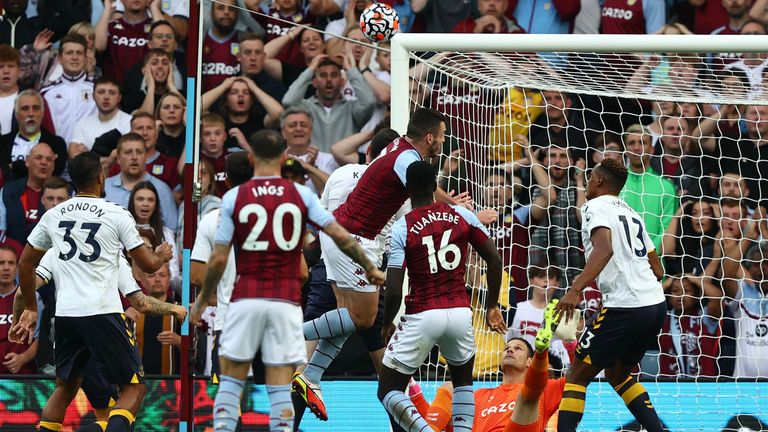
[26,196,145,317]
[389,202,490,315]
[216,177,335,304]
[580,195,665,308]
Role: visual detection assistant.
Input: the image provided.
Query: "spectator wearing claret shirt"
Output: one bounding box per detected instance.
[600,0,665,34]
[657,275,721,378]
[510,0,580,34]
[453,0,524,34]
[246,0,316,67]
[95,0,160,83]
[201,0,240,92]
[0,246,39,375]
[686,0,728,35]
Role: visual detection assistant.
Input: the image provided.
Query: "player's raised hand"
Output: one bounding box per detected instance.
[485,307,507,335]
[477,208,498,226]
[12,309,37,345]
[449,190,474,211]
[554,289,581,324]
[155,242,173,262]
[365,267,386,286]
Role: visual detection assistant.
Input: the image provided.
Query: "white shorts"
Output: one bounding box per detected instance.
[319,231,383,292]
[219,299,306,366]
[383,307,475,375]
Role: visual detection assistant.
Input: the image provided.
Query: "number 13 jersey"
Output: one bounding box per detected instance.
[27,196,145,317]
[580,195,664,308]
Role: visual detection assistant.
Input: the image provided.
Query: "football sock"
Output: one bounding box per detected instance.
[521,351,549,402]
[303,334,349,384]
[381,390,432,432]
[213,375,245,432]
[39,421,62,431]
[614,376,664,432]
[450,386,474,431]
[75,421,107,432]
[426,385,454,431]
[303,308,356,340]
[105,409,134,432]
[557,383,587,431]
[266,384,293,432]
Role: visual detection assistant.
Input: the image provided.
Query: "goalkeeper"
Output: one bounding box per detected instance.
[411,300,567,432]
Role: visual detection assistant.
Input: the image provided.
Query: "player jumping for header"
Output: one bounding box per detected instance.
[554,158,666,432]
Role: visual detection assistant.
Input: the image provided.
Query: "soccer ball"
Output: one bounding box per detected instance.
[359,3,399,43]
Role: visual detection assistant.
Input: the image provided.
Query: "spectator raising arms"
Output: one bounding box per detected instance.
[282,54,375,153]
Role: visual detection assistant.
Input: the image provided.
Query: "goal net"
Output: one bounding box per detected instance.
[392,34,768,431]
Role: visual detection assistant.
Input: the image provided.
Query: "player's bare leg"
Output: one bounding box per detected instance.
[104,383,147,432]
[295,283,379,420]
[39,377,82,431]
[506,300,557,432]
[605,360,663,432]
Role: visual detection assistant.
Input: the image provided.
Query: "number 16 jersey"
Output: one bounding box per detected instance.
[26,196,145,317]
[389,202,490,315]
[580,195,664,308]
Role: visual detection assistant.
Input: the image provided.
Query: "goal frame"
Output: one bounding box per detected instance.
[389,33,768,134]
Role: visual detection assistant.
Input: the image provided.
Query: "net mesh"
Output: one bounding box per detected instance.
[409,50,768,428]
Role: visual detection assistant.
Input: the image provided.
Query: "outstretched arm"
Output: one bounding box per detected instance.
[127,291,187,322]
[556,227,613,322]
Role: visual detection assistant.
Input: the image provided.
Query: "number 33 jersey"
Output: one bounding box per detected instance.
[388,202,490,314]
[27,196,145,317]
[216,176,335,304]
[580,195,664,308]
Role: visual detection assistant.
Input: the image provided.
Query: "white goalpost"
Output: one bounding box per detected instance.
[390,33,768,431]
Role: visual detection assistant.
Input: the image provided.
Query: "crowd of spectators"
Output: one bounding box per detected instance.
[0,0,766,383]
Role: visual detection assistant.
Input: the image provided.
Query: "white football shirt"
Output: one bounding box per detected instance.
[190,208,236,331]
[27,196,145,317]
[580,194,665,308]
[37,249,141,297]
